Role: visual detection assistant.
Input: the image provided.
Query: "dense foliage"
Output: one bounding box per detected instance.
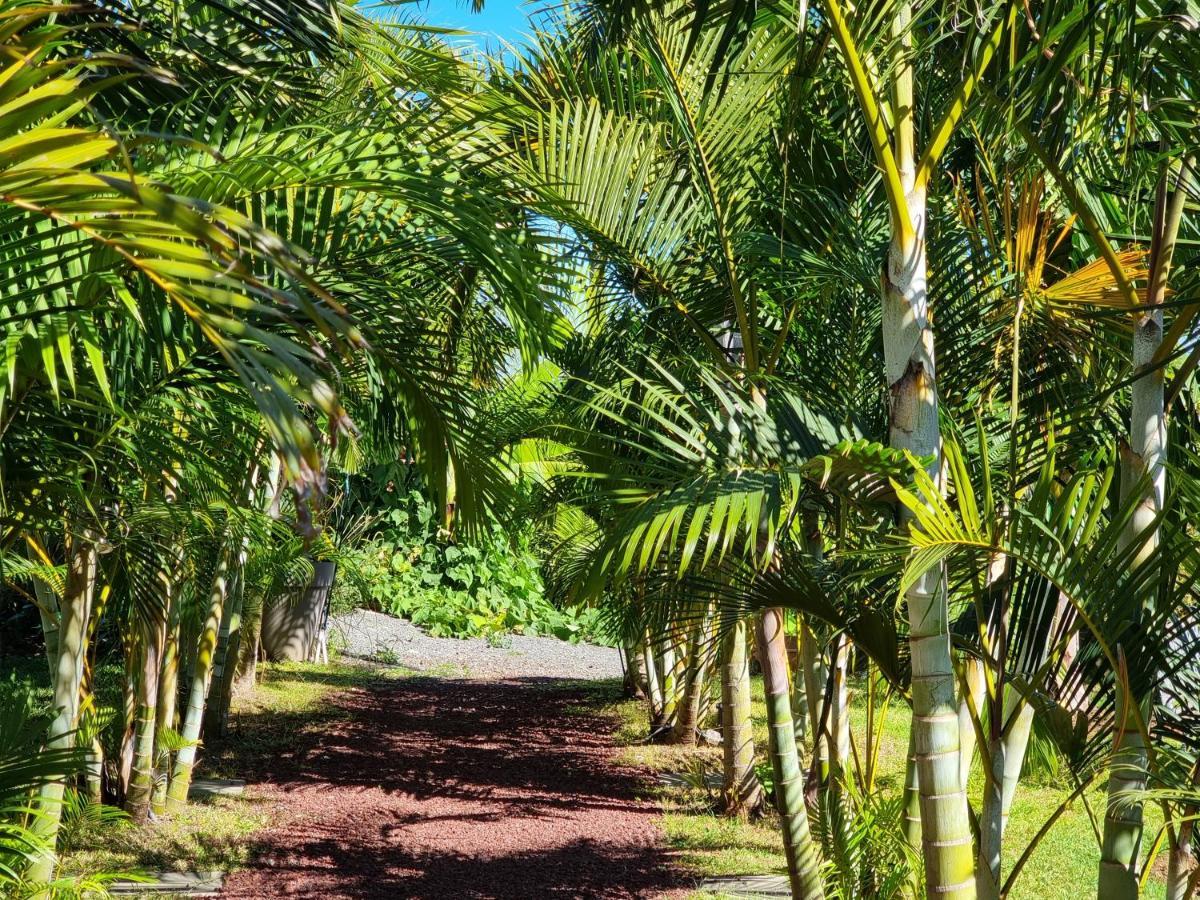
[0,0,1197,898]
[336,491,604,642]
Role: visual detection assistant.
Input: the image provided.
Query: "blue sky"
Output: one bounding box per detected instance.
[417,1,540,50]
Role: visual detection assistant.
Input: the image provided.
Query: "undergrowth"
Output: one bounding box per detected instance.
[333,489,605,643]
[572,675,1170,900]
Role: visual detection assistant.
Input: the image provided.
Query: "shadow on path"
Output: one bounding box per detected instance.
[218,677,689,899]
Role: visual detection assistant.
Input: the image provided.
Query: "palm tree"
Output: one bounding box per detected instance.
[2,1,560,885]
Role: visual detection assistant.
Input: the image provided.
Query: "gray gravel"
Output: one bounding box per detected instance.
[330,608,624,681]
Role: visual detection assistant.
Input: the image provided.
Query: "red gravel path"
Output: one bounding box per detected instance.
[218,677,689,899]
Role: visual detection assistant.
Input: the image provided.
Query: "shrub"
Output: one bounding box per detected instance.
[334,490,604,643]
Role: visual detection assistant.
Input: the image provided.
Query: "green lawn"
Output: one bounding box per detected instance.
[579,676,1168,900]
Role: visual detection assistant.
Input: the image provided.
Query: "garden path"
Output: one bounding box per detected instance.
[217,672,689,899]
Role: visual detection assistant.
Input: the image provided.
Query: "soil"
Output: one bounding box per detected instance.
[217,676,690,899]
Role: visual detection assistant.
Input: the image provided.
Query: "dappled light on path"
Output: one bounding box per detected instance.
[218,677,688,898]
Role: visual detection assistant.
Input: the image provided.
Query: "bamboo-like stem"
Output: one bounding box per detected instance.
[657,630,681,733]
[1165,761,1200,900]
[82,583,110,806]
[625,636,648,699]
[32,574,61,681]
[902,725,922,851]
[166,546,232,811]
[757,607,825,900]
[207,452,274,736]
[883,6,973,893]
[672,603,714,744]
[28,529,98,884]
[642,626,665,728]
[1099,152,1186,900]
[204,583,243,738]
[799,621,827,784]
[151,586,180,816]
[126,617,165,823]
[721,617,764,819]
[830,634,852,781]
[958,655,985,792]
[791,616,809,746]
[978,690,1035,898]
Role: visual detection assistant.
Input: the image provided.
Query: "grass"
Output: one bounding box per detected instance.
[1,651,1174,898]
[574,674,1169,900]
[51,658,408,884]
[58,794,268,880]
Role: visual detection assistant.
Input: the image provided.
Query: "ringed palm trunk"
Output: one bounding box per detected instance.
[32,574,61,680]
[757,607,825,900]
[829,634,851,783]
[28,530,98,884]
[116,632,137,802]
[642,629,665,729]
[672,604,714,744]
[233,599,260,694]
[81,583,110,806]
[167,547,232,811]
[624,636,648,699]
[722,617,763,819]
[1097,325,1161,897]
[207,446,275,735]
[799,621,826,771]
[824,0,1018,891]
[1099,156,1186,900]
[977,691,1035,897]
[1166,761,1200,900]
[205,562,245,737]
[207,524,258,736]
[791,625,809,746]
[657,631,680,734]
[151,586,181,815]
[882,67,974,900]
[126,617,165,822]
[902,728,922,851]
[958,655,985,792]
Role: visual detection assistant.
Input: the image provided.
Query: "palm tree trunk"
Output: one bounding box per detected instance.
[722,617,763,819]
[958,655,984,792]
[757,607,825,900]
[28,530,98,883]
[1099,155,1187,900]
[792,624,809,746]
[166,547,231,811]
[116,635,136,802]
[642,629,665,729]
[624,637,648,699]
[830,634,851,781]
[799,622,828,783]
[82,584,109,806]
[234,605,259,693]
[882,64,973,900]
[672,604,714,744]
[204,566,244,738]
[207,445,274,735]
[657,631,680,734]
[151,594,180,815]
[1166,762,1200,900]
[978,691,1035,897]
[126,616,164,823]
[902,728,922,851]
[32,574,60,681]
